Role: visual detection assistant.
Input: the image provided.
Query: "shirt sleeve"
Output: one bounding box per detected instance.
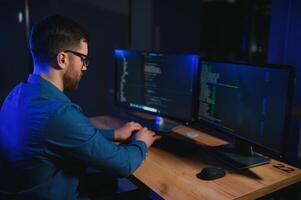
[98,129,115,141]
[43,103,147,177]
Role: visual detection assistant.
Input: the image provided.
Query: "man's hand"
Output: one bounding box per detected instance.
[135,128,161,148]
[114,121,142,141]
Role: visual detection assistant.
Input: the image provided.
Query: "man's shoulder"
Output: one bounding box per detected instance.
[52,102,83,116]
[30,97,82,118]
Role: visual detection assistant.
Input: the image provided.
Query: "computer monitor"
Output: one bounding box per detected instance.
[197,60,295,169]
[114,49,199,133]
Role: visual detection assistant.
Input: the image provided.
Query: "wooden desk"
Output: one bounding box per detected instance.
[90,116,301,200]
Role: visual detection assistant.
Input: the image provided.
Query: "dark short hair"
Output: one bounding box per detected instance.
[29,15,89,66]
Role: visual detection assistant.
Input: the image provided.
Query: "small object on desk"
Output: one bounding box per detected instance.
[196,167,226,180]
[185,131,199,138]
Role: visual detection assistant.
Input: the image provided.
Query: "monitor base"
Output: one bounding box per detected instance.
[212,142,270,170]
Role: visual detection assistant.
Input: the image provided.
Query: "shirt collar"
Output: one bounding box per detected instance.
[27,74,71,103]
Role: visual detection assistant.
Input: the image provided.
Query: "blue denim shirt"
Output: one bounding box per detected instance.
[0,74,147,200]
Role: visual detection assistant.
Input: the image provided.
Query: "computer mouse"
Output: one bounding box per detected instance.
[196,167,226,180]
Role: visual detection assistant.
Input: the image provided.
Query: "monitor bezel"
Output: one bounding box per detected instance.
[194,59,296,159]
[113,48,200,124]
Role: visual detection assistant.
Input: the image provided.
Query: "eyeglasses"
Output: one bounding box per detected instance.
[64,50,90,67]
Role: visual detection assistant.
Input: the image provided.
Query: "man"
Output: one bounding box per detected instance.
[0,15,160,199]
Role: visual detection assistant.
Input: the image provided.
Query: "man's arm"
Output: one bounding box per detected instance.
[97,121,143,142]
[44,104,147,177]
[97,128,115,141]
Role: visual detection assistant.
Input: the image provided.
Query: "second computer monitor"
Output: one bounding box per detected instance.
[197,60,295,159]
[114,49,199,122]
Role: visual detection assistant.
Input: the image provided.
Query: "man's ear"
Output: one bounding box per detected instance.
[56,52,68,70]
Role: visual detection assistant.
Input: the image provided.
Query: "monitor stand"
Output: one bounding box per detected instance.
[212,140,270,170]
[149,116,179,133]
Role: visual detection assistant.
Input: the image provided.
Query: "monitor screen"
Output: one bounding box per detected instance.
[114,49,198,122]
[197,61,295,157]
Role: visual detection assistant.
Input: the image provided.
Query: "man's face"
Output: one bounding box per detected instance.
[63,39,88,91]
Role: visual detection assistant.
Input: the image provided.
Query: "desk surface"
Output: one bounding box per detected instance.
[90,116,301,200]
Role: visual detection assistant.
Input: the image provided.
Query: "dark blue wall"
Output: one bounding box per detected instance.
[0,1,30,106]
[268,0,301,108]
[268,0,301,163]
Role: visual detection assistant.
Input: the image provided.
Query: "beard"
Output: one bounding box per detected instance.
[63,67,82,91]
